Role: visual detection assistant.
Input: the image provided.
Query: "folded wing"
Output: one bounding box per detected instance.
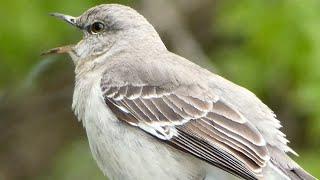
[101,82,270,180]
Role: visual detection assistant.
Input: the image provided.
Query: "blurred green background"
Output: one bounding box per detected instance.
[0,0,319,179]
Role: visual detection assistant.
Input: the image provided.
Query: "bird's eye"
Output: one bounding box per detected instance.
[90,22,105,34]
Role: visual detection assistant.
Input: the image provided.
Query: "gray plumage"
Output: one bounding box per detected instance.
[47,4,316,180]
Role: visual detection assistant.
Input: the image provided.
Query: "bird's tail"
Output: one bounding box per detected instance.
[287,166,317,180]
[267,145,317,180]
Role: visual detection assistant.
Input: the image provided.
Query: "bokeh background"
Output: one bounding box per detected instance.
[0,0,319,179]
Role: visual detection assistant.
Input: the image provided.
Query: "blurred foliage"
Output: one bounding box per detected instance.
[37,140,105,180]
[0,0,319,179]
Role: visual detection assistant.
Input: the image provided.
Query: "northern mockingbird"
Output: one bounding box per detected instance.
[44,4,316,180]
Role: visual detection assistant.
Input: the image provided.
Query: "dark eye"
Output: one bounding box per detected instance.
[90,22,105,34]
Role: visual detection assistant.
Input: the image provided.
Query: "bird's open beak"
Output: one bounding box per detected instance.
[41,45,74,56]
[41,13,78,56]
[50,13,78,27]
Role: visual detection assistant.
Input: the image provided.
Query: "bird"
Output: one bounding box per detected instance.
[43,4,316,180]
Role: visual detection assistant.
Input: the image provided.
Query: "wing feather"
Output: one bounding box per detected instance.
[198,118,266,167]
[134,98,157,121]
[173,129,257,180]
[151,98,183,123]
[101,83,270,180]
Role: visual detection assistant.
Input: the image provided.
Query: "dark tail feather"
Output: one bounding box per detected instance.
[267,145,317,180]
[288,167,317,180]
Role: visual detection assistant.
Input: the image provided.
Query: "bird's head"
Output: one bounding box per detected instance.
[43,4,165,65]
